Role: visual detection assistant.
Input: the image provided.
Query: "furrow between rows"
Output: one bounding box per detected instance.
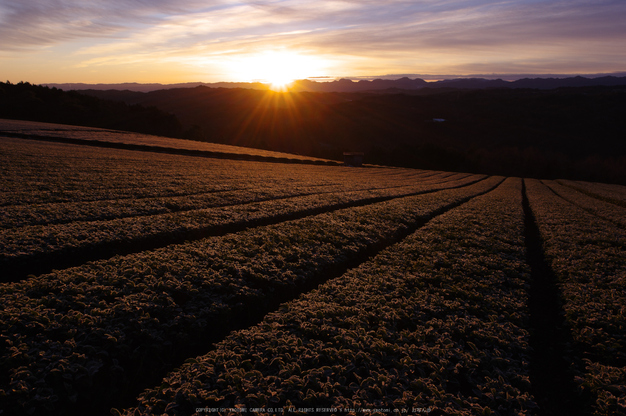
[120,177,534,415]
[525,178,626,415]
[0,174,486,282]
[0,174,466,229]
[0,136,433,207]
[0,176,503,416]
[541,180,626,229]
[557,179,626,208]
[522,180,590,415]
[0,132,343,167]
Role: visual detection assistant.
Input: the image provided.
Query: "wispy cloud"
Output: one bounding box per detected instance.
[2,0,625,81]
[0,0,222,50]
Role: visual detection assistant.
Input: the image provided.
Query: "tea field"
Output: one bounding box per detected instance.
[1,121,624,415]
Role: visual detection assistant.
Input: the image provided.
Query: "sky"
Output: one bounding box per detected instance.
[1,0,626,84]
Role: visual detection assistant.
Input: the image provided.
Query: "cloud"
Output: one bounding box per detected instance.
[5,0,625,52]
[0,0,225,50]
[2,0,625,79]
[274,0,626,74]
[298,0,626,51]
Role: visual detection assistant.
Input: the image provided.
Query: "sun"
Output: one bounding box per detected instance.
[227,50,329,91]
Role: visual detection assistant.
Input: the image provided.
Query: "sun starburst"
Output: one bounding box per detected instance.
[226,50,330,91]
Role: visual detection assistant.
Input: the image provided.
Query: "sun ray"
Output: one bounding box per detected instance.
[225,50,329,90]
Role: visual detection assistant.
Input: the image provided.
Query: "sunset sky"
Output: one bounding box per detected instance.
[2,0,625,84]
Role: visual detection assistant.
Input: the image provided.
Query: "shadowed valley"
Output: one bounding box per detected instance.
[2,80,625,184]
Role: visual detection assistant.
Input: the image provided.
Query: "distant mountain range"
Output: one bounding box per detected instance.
[43,81,271,93]
[45,75,626,93]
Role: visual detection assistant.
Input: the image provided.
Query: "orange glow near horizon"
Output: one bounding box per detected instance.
[224,50,331,91]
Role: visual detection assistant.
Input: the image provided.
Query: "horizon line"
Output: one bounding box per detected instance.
[28,71,626,87]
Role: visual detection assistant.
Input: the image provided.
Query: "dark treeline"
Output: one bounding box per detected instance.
[2,81,625,185]
[0,81,182,138]
[84,85,626,184]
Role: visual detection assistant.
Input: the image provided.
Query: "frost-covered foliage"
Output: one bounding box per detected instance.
[1,138,487,274]
[0,118,327,162]
[3,134,624,416]
[526,179,626,415]
[557,179,626,206]
[0,173,481,265]
[544,180,626,228]
[122,178,537,415]
[0,163,500,415]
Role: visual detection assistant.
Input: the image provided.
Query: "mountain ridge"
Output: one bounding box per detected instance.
[44,75,626,93]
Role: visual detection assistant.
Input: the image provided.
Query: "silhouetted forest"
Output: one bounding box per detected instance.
[2,81,625,184]
[0,81,182,137]
[84,85,626,184]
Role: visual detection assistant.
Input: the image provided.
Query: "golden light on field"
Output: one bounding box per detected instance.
[225,50,331,91]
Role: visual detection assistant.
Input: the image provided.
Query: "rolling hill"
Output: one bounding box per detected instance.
[3,80,625,184]
[81,85,626,184]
